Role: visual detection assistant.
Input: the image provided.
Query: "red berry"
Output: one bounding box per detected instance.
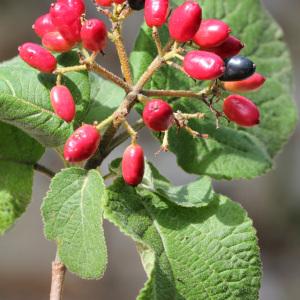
[95,0,113,6]
[223,73,266,93]
[50,2,82,43]
[50,2,79,26]
[80,19,107,52]
[113,0,126,4]
[145,0,169,28]
[183,50,225,80]
[223,95,260,127]
[193,19,231,48]
[64,125,101,162]
[42,31,75,53]
[32,13,56,38]
[204,36,244,59]
[143,99,174,131]
[18,43,57,73]
[122,144,145,186]
[57,0,86,16]
[168,1,202,42]
[50,86,76,122]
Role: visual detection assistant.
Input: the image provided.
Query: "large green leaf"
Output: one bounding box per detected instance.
[105,179,262,300]
[83,73,125,124]
[130,0,297,179]
[109,158,216,207]
[41,167,107,279]
[0,122,44,235]
[0,52,90,147]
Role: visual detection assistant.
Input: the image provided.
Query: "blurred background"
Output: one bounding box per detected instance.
[0,0,299,299]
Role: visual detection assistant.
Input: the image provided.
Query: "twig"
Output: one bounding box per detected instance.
[142,88,210,99]
[89,62,131,92]
[50,253,66,300]
[152,26,164,57]
[112,24,133,84]
[34,163,55,178]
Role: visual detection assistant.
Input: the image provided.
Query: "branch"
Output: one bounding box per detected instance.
[34,163,55,178]
[50,253,66,300]
[112,24,133,84]
[89,62,131,92]
[142,88,210,99]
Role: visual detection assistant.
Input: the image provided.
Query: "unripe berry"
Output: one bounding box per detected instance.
[168,1,202,42]
[143,99,174,131]
[50,2,82,43]
[145,0,169,28]
[57,0,86,17]
[80,19,107,52]
[95,0,113,6]
[128,0,145,10]
[183,50,225,80]
[64,125,101,162]
[122,144,145,186]
[223,73,266,93]
[223,95,260,127]
[33,13,56,38]
[18,43,57,73]
[193,19,231,48]
[220,55,256,82]
[204,36,244,59]
[50,86,76,122]
[42,31,75,53]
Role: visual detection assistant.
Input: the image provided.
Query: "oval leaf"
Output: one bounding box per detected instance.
[0,52,90,147]
[0,122,44,235]
[105,179,262,300]
[41,167,107,279]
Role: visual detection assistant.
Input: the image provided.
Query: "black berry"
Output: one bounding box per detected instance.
[128,0,145,10]
[220,55,256,81]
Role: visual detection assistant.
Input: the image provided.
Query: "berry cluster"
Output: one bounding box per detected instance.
[18,0,266,187]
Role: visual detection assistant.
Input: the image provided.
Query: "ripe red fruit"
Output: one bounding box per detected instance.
[122,144,145,186]
[143,99,174,131]
[50,2,82,43]
[33,13,56,38]
[95,0,113,6]
[168,1,202,42]
[50,2,79,26]
[113,0,126,3]
[193,19,231,48]
[204,36,244,59]
[223,95,260,127]
[80,19,107,52]
[18,43,57,73]
[183,50,225,80]
[64,125,101,162]
[57,0,86,16]
[223,73,266,93]
[42,31,75,53]
[144,0,169,28]
[50,86,76,122]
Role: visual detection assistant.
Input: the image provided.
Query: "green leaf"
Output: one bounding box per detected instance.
[0,122,44,235]
[105,179,262,300]
[41,167,107,279]
[83,73,125,124]
[109,158,215,207]
[0,52,90,147]
[130,0,297,179]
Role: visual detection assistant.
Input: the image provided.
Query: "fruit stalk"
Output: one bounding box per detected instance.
[112,24,133,84]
